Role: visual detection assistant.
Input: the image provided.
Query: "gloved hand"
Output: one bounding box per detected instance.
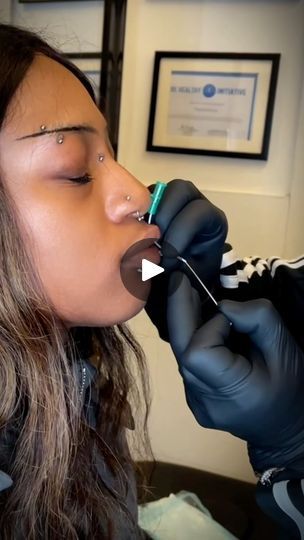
[167,272,304,475]
[145,179,228,341]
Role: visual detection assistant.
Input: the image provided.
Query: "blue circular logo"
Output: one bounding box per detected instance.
[203,84,216,98]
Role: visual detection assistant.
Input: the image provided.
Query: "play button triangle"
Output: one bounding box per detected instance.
[141,259,164,282]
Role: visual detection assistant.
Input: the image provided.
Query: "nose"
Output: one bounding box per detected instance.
[102,161,151,223]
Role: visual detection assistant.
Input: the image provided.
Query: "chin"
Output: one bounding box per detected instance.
[62,281,151,327]
[113,296,147,325]
[67,298,147,328]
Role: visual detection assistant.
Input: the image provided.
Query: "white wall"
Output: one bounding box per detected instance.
[284,77,304,258]
[0,0,11,22]
[121,0,304,482]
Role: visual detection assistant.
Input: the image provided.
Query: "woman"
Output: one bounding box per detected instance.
[0,22,230,540]
[0,22,161,539]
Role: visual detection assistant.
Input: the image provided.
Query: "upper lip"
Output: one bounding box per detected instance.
[139,224,161,243]
[123,224,161,259]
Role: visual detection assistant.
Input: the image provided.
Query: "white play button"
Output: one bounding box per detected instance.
[120,238,181,300]
[141,259,164,282]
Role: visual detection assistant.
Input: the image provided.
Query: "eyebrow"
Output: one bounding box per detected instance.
[15,124,99,141]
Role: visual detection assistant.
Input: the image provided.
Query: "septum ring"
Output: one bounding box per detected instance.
[125,195,145,222]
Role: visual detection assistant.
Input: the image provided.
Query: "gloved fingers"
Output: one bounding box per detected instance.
[163,198,227,251]
[167,271,202,359]
[218,298,298,372]
[185,386,214,428]
[182,313,253,389]
[154,179,206,234]
[167,272,252,388]
[161,199,227,270]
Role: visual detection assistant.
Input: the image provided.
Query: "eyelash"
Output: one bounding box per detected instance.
[69,173,93,185]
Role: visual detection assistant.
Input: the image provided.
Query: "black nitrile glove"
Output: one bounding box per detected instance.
[167,271,304,475]
[145,179,228,341]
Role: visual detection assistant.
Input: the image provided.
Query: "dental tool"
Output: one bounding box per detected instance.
[147,181,167,224]
[153,241,218,307]
[177,256,218,306]
[154,240,162,250]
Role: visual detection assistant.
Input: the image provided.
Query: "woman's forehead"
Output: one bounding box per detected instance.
[3,55,102,140]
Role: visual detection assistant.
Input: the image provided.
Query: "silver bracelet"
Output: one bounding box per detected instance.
[256,467,285,486]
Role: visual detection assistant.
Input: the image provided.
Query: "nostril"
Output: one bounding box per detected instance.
[129,210,145,222]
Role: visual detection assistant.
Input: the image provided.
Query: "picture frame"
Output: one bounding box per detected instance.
[147,52,280,160]
[19,1,93,3]
[65,52,102,106]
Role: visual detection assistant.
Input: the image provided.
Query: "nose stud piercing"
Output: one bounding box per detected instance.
[40,125,47,131]
[98,153,104,162]
[125,195,132,201]
[56,133,64,144]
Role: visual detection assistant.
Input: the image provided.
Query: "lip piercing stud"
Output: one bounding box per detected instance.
[136,211,145,222]
[40,125,47,131]
[98,153,104,162]
[125,195,131,201]
[56,133,64,144]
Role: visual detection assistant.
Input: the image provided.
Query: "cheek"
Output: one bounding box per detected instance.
[20,204,105,303]
[28,216,106,289]
[20,206,145,325]
[14,193,148,325]
[24,206,89,271]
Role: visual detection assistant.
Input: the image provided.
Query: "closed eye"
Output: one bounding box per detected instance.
[69,173,93,185]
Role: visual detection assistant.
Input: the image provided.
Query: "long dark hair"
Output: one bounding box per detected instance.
[0,23,150,539]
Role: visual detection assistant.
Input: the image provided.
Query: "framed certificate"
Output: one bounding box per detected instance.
[19,1,92,3]
[147,52,280,160]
